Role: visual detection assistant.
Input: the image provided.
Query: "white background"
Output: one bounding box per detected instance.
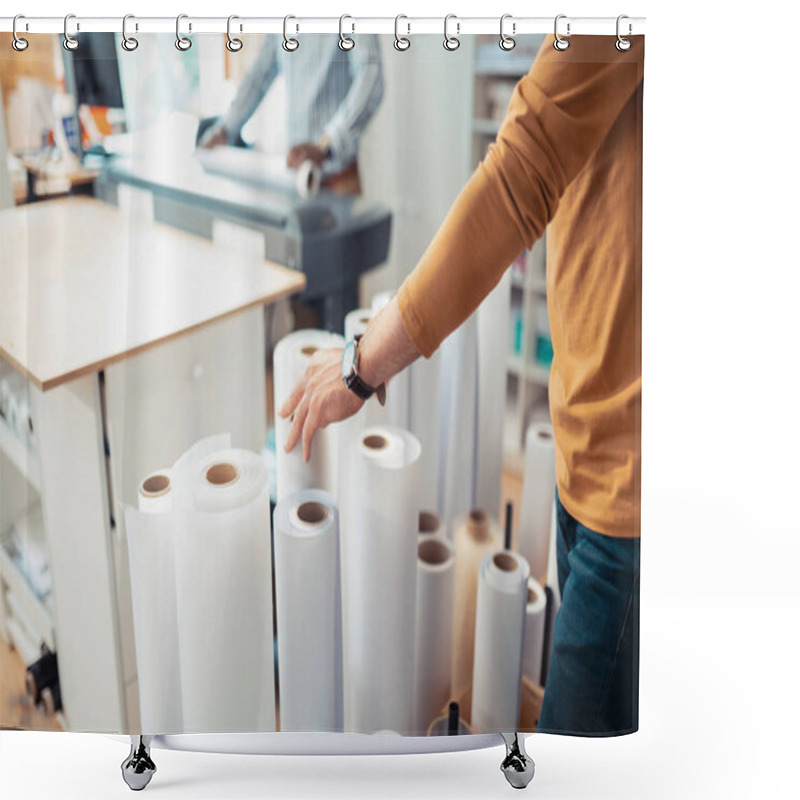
[2,0,799,798]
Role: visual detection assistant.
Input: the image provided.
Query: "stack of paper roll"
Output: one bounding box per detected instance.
[475,269,511,519]
[273,489,342,732]
[518,422,556,585]
[470,550,530,733]
[124,470,183,734]
[521,577,548,687]
[438,315,479,526]
[273,330,345,501]
[343,308,386,426]
[339,426,421,734]
[413,535,455,735]
[174,441,275,733]
[418,511,444,538]
[450,509,503,705]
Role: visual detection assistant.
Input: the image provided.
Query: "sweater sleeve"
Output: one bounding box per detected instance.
[397,35,644,358]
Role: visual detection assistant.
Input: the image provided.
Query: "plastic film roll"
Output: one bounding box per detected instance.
[518,422,556,585]
[521,577,547,687]
[339,426,421,734]
[413,535,455,735]
[475,269,511,519]
[273,490,342,732]
[470,551,530,733]
[450,509,503,705]
[124,470,183,734]
[273,330,345,501]
[418,511,444,538]
[172,445,275,733]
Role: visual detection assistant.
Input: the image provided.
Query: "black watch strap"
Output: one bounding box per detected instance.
[347,373,375,400]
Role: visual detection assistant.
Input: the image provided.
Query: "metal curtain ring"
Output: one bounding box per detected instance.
[443,14,460,51]
[554,14,570,51]
[339,15,355,51]
[63,13,79,51]
[175,14,192,51]
[283,15,299,51]
[12,14,29,51]
[616,15,632,51]
[121,14,138,52]
[227,15,243,52]
[500,14,516,51]
[394,15,410,51]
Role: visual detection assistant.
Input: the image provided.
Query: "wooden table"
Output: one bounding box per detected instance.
[0,197,305,732]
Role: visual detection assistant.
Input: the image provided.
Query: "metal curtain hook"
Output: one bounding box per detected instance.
[339,15,355,51]
[554,14,570,51]
[175,14,192,51]
[63,13,79,51]
[616,14,632,51]
[283,15,299,51]
[500,14,516,51]
[227,15,243,52]
[12,14,29,51]
[443,14,460,51]
[121,14,138,52]
[394,14,410,51]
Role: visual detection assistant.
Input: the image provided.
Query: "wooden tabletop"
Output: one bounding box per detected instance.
[0,197,306,391]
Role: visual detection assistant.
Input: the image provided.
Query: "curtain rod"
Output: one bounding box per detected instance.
[0,16,646,37]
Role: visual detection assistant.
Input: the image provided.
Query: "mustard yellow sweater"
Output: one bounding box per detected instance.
[398,35,644,538]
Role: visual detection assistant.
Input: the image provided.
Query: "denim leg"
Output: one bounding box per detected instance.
[538,498,640,736]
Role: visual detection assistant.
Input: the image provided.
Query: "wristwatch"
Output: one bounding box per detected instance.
[341,335,386,404]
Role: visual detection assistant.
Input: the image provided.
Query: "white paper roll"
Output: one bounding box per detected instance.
[172,445,276,733]
[518,422,556,585]
[450,509,503,705]
[470,551,530,733]
[438,314,478,527]
[413,535,455,735]
[273,330,345,501]
[295,160,321,198]
[124,470,183,734]
[409,349,442,512]
[273,490,342,732]
[339,426,421,734]
[521,577,547,687]
[418,511,444,538]
[475,270,511,520]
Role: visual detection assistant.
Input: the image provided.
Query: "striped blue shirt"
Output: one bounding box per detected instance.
[221,35,384,176]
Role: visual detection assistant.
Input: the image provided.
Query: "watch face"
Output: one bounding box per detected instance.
[341,340,357,382]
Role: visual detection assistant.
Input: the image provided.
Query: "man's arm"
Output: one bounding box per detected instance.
[320,34,385,172]
[282,35,643,458]
[199,37,279,147]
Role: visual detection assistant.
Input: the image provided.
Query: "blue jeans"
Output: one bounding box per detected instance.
[537,492,640,736]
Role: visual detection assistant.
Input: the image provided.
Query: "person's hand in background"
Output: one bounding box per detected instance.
[287,143,329,169]
[197,124,229,149]
[280,348,363,463]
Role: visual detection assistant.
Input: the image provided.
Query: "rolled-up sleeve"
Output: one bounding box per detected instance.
[323,35,385,170]
[397,35,644,358]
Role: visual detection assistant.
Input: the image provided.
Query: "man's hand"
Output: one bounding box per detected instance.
[198,125,229,149]
[280,348,363,462]
[287,143,329,169]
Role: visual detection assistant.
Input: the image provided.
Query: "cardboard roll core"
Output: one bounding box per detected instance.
[205,462,239,487]
[419,511,440,534]
[296,501,329,525]
[493,552,518,573]
[300,345,318,357]
[363,434,389,451]
[527,586,540,605]
[141,473,170,497]
[467,508,489,538]
[536,428,553,441]
[418,537,451,566]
